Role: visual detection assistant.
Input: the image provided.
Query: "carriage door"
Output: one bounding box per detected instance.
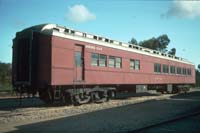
[74,45,84,81]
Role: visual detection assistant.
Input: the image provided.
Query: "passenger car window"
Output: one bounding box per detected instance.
[91,53,99,66]
[130,59,135,69]
[177,67,182,74]
[170,66,176,74]
[109,56,115,68]
[115,57,122,68]
[154,63,161,73]
[163,64,169,73]
[99,54,107,67]
[135,60,140,70]
[75,52,82,67]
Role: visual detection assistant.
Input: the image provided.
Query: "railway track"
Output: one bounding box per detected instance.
[0,93,174,124]
[1,89,197,111]
[131,111,200,133]
[1,91,199,125]
[0,90,200,133]
[0,92,158,110]
[0,96,45,110]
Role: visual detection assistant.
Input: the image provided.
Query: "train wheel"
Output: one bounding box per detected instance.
[73,93,91,105]
[98,91,108,103]
[108,90,116,99]
[90,91,108,103]
[64,92,72,105]
[39,89,53,104]
[73,95,81,106]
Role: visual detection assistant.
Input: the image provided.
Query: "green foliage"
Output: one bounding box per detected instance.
[168,48,176,55]
[139,37,163,51]
[129,37,138,45]
[139,37,158,50]
[157,34,170,52]
[129,34,171,54]
[0,62,11,89]
[196,70,200,87]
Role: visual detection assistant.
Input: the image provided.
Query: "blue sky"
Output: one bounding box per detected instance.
[0,0,200,68]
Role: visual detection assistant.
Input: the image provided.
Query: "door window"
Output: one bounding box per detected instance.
[75,51,82,67]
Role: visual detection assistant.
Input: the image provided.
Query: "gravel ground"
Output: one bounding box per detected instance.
[0,89,199,132]
[1,90,200,133]
[0,92,172,125]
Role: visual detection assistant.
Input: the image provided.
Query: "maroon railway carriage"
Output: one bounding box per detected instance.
[12,24,195,104]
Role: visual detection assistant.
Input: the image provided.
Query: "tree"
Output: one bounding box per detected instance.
[168,48,176,55]
[129,37,138,45]
[0,62,11,86]
[139,37,160,50]
[196,65,200,87]
[196,70,200,87]
[157,34,170,52]
[138,34,170,53]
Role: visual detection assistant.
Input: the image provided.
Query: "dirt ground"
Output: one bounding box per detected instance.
[0,89,200,132]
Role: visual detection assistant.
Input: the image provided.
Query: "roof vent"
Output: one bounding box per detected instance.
[105,38,109,42]
[93,36,97,40]
[64,28,69,33]
[53,28,59,32]
[98,37,102,40]
[71,30,75,34]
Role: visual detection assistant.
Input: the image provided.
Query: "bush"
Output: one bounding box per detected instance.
[0,62,12,91]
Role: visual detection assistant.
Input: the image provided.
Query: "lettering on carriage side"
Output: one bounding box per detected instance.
[86,45,102,51]
[154,77,163,81]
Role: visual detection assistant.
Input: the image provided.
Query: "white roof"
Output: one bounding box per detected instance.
[34,24,194,65]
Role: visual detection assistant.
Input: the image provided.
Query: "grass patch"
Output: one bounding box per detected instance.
[0,84,13,95]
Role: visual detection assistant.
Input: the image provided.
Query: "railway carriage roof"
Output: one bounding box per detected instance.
[21,23,194,65]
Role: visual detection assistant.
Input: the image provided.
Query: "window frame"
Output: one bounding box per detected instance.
[187,68,192,75]
[130,59,135,70]
[109,56,115,68]
[115,57,122,68]
[135,60,140,70]
[91,53,99,66]
[163,64,169,74]
[170,66,176,74]
[182,68,187,75]
[154,63,161,73]
[177,67,182,75]
[130,59,140,70]
[99,54,107,67]
[108,56,122,68]
[75,51,82,67]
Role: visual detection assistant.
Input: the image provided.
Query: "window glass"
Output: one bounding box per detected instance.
[163,64,169,73]
[170,66,176,74]
[130,59,135,69]
[187,68,191,75]
[135,60,140,70]
[99,54,107,67]
[115,57,122,68]
[177,67,182,74]
[154,63,161,73]
[75,52,81,67]
[91,53,99,66]
[109,56,115,67]
[182,68,187,75]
